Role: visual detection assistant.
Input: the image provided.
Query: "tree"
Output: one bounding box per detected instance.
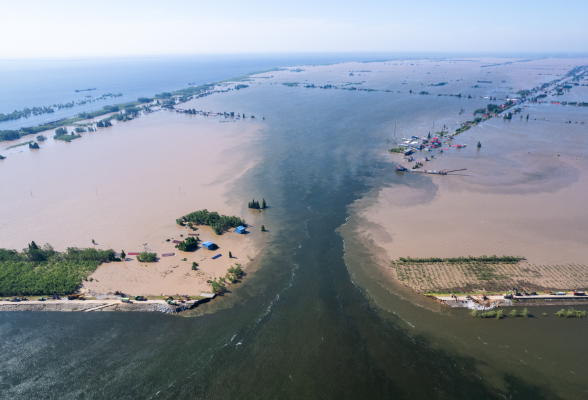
[176,237,198,252]
[191,262,198,270]
[96,121,105,128]
[509,309,518,317]
[248,199,260,209]
[427,132,431,139]
[121,250,126,260]
[526,114,529,121]
[226,264,243,283]
[229,251,232,258]
[262,198,266,209]
[522,308,530,318]
[477,141,481,148]
[210,277,226,294]
[261,225,266,232]
[137,252,157,262]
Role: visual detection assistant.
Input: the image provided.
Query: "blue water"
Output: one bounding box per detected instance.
[0,53,399,131]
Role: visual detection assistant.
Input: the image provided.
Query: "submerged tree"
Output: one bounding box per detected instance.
[248,199,260,209]
[477,141,481,148]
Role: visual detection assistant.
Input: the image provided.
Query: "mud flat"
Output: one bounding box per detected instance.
[0,109,266,297]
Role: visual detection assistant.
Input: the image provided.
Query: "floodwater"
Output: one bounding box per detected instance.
[1,58,588,399]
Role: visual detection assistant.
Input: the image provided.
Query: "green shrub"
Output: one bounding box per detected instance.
[137,252,157,262]
[556,308,586,318]
[176,237,198,252]
[522,308,530,318]
[177,209,244,235]
[0,242,114,296]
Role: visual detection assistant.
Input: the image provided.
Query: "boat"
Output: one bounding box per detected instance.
[395,165,408,172]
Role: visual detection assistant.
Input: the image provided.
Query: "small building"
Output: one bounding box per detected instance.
[202,241,214,250]
[236,226,246,234]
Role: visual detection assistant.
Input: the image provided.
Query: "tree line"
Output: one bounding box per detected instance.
[248,198,266,209]
[395,255,524,264]
[176,209,245,235]
[0,242,115,296]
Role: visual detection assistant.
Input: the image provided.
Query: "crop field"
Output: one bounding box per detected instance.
[391,257,588,294]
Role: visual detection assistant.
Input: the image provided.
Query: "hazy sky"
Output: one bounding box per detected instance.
[2,0,587,59]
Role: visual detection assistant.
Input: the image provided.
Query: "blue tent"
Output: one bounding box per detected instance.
[202,241,214,250]
[236,226,246,234]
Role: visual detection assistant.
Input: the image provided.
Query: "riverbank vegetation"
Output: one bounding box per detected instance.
[5,140,33,150]
[0,93,123,126]
[208,264,244,294]
[470,309,505,319]
[472,308,587,319]
[0,242,115,296]
[176,209,245,235]
[555,308,586,318]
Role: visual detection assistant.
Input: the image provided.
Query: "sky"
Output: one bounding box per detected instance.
[2,0,588,59]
